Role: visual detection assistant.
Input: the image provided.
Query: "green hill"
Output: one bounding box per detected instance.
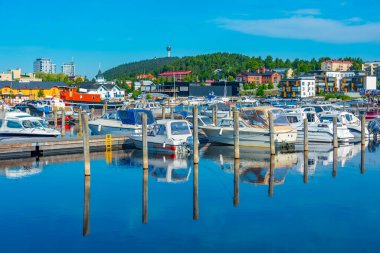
[103,57,179,80]
[104,53,363,81]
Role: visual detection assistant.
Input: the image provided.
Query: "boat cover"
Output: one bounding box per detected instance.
[118,109,155,125]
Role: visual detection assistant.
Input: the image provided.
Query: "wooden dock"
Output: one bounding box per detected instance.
[0,135,130,159]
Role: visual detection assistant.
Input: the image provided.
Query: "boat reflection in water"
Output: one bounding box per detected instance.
[0,158,44,179]
[202,144,297,186]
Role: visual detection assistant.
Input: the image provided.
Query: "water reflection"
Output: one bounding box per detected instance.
[83,175,90,236]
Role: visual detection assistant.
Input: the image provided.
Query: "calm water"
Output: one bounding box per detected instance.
[0,142,380,253]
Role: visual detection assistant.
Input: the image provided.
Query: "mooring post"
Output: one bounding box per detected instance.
[170,107,174,119]
[83,175,90,236]
[53,108,58,129]
[233,107,240,159]
[82,114,91,176]
[333,147,338,178]
[361,115,366,145]
[268,154,275,197]
[228,103,232,118]
[193,163,199,220]
[142,113,148,169]
[1,103,4,112]
[142,167,148,224]
[361,144,365,174]
[61,108,66,137]
[102,104,105,115]
[269,112,275,155]
[161,106,165,120]
[304,151,309,184]
[188,101,190,112]
[212,106,217,126]
[233,158,240,207]
[304,118,308,151]
[90,108,95,120]
[26,107,30,115]
[333,117,338,148]
[78,109,82,134]
[193,106,199,164]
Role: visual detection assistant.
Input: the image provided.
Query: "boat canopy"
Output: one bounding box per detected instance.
[118,109,155,125]
[240,107,291,128]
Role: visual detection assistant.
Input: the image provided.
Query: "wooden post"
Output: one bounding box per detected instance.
[333,117,338,148]
[90,108,95,120]
[304,151,308,184]
[193,106,199,164]
[233,158,239,207]
[142,113,148,169]
[361,115,366,145]
[1,103,4,112]
[78,109,83,134]
[304,118,308,151]
[333,147,338,178]
[53,109,58,129]
[170,107,174,119]
[82,114,91,176]
[212,106,217,125]
[26,107,30,115]
[193,163,199,220]
[83,175,90,236]
[187,101,190,112]
[269,112,275,155]
[161,106,165,120]
[61,108,66,137]
[142,167,148,224]
[102,104,105,115]
[233,107,240,159]
[268,154,275,197]
[361,144,365,174]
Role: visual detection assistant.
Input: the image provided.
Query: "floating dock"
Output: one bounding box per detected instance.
[0,135,130,159]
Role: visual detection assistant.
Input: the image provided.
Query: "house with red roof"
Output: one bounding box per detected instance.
[158,70,192,82]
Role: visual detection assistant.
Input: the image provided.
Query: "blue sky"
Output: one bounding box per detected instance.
[1,0,379,78]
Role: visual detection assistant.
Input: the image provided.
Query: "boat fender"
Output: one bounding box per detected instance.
[163,142,166,148]
[219,128,223,135]
[98,124,102,132]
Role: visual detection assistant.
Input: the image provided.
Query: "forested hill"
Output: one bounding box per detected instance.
[103,57,179,80]
[103,53,363,81]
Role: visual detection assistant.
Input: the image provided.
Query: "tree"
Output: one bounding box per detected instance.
[37,88,44,98]
[268,82,274,90]
[227,75,235,81]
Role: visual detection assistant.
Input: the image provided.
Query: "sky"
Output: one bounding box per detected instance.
[0,0,380,78]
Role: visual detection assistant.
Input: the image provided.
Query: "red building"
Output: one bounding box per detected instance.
[158,70,192,82]
[237,67,281,84]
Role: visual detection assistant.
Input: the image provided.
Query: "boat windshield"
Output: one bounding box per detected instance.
[241,109,267,127]
[39,120,49,128]
[201,117,213,125]
[287,115,299,123]
[270,109,290,126]
[171,122,190,135]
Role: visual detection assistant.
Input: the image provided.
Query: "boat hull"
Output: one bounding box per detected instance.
[201,127,297,148]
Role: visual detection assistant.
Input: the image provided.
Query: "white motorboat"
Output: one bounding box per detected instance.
[201,106,297,148]
[285,108,354,143]
[130,119,193,154]
[88,109,155,135]
[0,111,60,137]
[202,102,230,119]
[319,111,369,140]
[134,101,168,115]
[182,96,205,106]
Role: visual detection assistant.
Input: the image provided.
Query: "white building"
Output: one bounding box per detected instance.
[299,76,316,98]
[33,58,56,74]
[362,61,380,75]
[79,82,125,100]
[363,76,377,90]
[61,62,75,76]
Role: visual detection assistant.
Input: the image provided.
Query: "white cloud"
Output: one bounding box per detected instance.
[216,17,380,43]
[290,9,320,16]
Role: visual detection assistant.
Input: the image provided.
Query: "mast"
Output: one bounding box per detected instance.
[224,79,227,98]
[173,70,176,100]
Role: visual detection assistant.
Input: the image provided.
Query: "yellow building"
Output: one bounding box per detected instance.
[0,81,66,101]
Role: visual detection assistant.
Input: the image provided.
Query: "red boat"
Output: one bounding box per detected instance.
[365,108,380,121]
[60,87,102,104]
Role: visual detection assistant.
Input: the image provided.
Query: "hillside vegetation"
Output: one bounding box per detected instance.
[103,53,363,81]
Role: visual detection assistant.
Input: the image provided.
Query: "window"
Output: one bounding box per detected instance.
[155,124,166,136]
[171,122,190,135]
[7,120,23,128]
[287,116,299,123]
[22,120,33,128]
[270,109,290,126]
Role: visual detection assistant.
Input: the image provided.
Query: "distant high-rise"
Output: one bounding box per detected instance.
[166,45,171,58]
[33,58,56,74]
[61,62,75,76]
